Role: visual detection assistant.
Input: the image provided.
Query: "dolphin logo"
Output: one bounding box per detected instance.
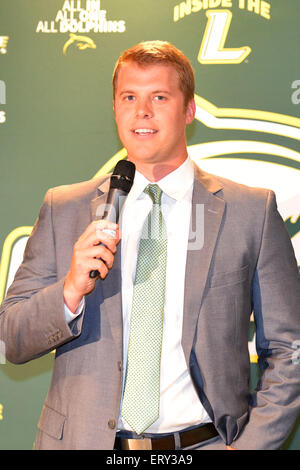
[63,33,96,55]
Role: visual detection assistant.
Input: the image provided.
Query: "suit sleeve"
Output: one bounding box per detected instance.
[233,190,300,450]
[0,189,83,364]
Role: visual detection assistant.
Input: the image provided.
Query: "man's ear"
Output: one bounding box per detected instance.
[185,98,196,125]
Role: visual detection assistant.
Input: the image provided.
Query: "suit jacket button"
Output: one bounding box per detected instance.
[108,419,116,430]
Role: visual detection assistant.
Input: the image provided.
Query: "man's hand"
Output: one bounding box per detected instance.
[63,220,120,313]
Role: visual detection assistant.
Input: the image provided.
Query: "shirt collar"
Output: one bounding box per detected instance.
[127,156,194,205]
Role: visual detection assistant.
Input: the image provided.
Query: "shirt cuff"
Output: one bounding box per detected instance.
[64,297,85,324]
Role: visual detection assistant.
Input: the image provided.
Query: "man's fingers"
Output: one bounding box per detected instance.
[70,252,110,279]
[88,258,109,279]
[85,244,115,270]
[77,221,119,251]
[89,220,118,239]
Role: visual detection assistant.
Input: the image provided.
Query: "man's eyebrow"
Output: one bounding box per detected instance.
[118,89,172,95]
[119,90,135,95]
[152,90,173,96]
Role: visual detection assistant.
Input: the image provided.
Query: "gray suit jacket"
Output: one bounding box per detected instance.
[1,166,299,450]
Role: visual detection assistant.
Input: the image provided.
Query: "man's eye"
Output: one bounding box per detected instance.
[125,95,135,101]
[154,96,166,101]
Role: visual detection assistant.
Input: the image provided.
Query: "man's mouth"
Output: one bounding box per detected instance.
[132,128,158,136]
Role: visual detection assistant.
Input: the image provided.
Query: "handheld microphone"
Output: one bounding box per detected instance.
[89,159,136,279]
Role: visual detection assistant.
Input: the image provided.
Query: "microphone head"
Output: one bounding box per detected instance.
[110,159,136,193]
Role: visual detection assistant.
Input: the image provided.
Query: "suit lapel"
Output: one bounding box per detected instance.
[90,178,123,360]
[90,177,110,221]
[181,166,225,364]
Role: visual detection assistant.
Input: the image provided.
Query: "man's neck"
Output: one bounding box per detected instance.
[129,155,189,182]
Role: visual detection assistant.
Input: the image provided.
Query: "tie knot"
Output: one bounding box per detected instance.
[144,184,163,205]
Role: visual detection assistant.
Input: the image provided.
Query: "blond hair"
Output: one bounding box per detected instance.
[113,40,195,107]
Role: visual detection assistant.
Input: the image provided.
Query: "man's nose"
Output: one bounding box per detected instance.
[136,99,153,119]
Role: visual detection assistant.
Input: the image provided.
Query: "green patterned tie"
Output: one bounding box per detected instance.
[121,184,167,434]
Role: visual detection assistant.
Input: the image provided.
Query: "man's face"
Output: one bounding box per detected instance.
[113,61,195,178]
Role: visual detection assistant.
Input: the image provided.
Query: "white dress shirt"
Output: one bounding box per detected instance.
[65,156,211,433]
[119,156,211,433]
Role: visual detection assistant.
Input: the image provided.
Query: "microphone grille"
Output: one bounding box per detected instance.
[110,160,136,193]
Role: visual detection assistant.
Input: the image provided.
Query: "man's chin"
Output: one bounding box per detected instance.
[126,152,160,166]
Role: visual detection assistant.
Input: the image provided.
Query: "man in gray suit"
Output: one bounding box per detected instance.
[1,41,300,450]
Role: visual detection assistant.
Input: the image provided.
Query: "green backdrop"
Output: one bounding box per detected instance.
[0,0,299,450]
